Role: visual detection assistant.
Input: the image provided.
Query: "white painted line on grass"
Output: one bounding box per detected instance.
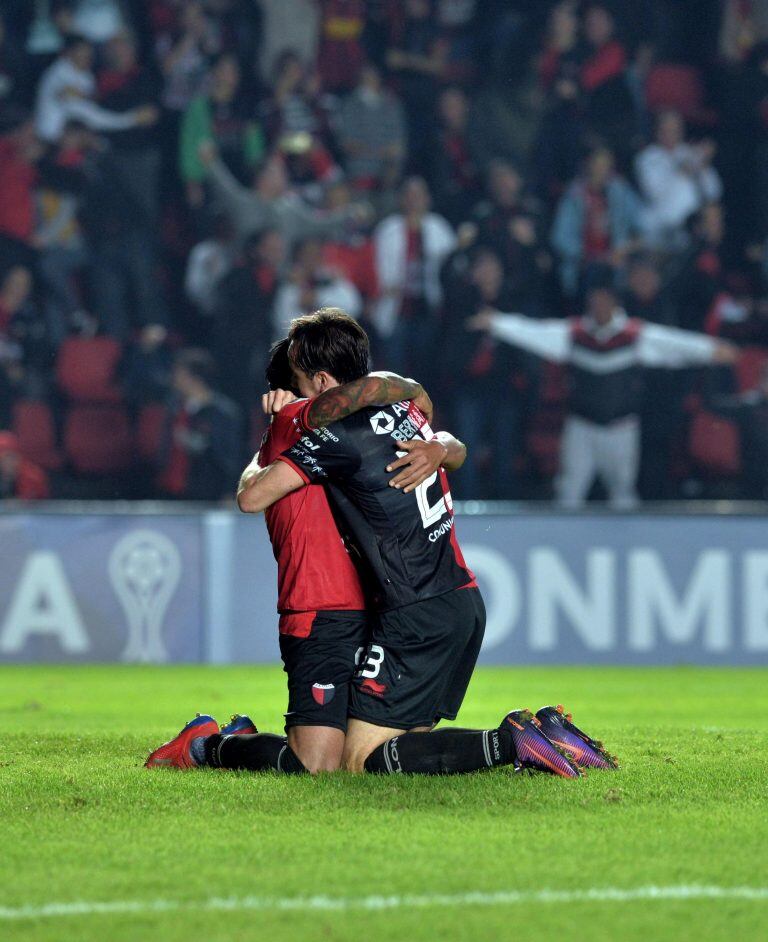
[1,886,767,921]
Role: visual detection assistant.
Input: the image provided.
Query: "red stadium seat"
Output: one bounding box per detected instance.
[12,400,63,470]
[56,336,124,403]
[645,64,717,125]
[735,347,768,393]
[64,405,134,474]
[135,403,168,461]
[688,410,740,476]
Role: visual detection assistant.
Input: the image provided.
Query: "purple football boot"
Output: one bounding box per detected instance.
[220,714,258,735]
[501,709,581,778]
[535,705,618,770]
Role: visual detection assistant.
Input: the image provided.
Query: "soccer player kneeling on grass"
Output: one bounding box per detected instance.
[145,311,617,776]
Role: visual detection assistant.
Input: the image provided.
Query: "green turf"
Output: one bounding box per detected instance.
[1,665,767,942]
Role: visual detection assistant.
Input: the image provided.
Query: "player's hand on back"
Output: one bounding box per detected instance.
[262,389,298,415]
[386,439,449,493]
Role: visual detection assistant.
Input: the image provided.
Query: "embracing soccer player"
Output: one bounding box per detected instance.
[146,310,616,776]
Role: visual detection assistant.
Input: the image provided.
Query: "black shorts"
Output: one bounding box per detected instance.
[348,586,486,730]
[278,611,371,733]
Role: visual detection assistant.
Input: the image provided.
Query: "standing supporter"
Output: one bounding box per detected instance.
[155,0,219,117]
[442,247,533,499]
[338,63,405,194]
[255,0,320,83]
[97,29,162,225]
[35,35,155,144]
[635,111,722,248]
[259,51,330,147]
[430,85,481,226]
[157,349,241,501]
[385,0,448,175]
[670,203,726,332]
[81,145,169,340]
[534,1,584,200]
[200,142,361,251]
[0,432,49,501]
[469,276,738,508]
[538,0,580,92]
[184,213,238,317]
[473,160,548,315]
[179,52,265,209]
[551,146,641,298]
[578,3,634,150]
[317,0,367,93]
[372,176,455,382]
[272,237,361,338]
[624,255,693,500]
[35,121,93,346]
[212,228,285,414]
[0,112,40,271]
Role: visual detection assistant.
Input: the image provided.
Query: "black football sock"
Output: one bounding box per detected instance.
[203,733,306,774]
[364,727,515,775]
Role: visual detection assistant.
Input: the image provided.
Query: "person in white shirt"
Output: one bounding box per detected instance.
[35,35,155,143]
[373,176,455,383]
[634,110,722,248]
[469,278,737,508]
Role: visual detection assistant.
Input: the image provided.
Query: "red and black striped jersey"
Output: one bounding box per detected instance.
[277,399,475,612]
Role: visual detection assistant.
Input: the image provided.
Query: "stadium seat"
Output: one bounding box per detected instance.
[688,410,740,476]
[56,336,124,403]
[735,347,768,393]
[135,403,168,462]
[63,405,134,474]
[645,64,717,125]
[12,400,63,470]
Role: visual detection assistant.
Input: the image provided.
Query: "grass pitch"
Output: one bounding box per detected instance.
[1,665,767,942]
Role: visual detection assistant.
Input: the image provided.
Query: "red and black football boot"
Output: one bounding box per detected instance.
[144,714,218,769]
[535,705,618,770]
[501,709,581,778]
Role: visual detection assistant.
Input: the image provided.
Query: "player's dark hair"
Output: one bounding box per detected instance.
[288,308,369,384]
[265,338,295,391]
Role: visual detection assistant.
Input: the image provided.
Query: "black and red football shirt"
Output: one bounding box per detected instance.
[259,400,366,625]
[277,400,475,611]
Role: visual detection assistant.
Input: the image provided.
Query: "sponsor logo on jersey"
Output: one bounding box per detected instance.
[370,411,395,435]
[392,415,421,442]
[428,516,454,543]
[311,683,336,705]
[358,678,387,698]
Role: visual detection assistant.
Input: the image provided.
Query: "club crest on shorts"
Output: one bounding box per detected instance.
[311,683,336,705]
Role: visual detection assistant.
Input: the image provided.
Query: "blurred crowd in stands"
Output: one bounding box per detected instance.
[3,0,768,505]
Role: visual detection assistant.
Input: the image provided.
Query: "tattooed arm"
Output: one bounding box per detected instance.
[304,372,433,428]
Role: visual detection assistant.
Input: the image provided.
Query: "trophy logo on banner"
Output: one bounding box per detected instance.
[109,530,182,662]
